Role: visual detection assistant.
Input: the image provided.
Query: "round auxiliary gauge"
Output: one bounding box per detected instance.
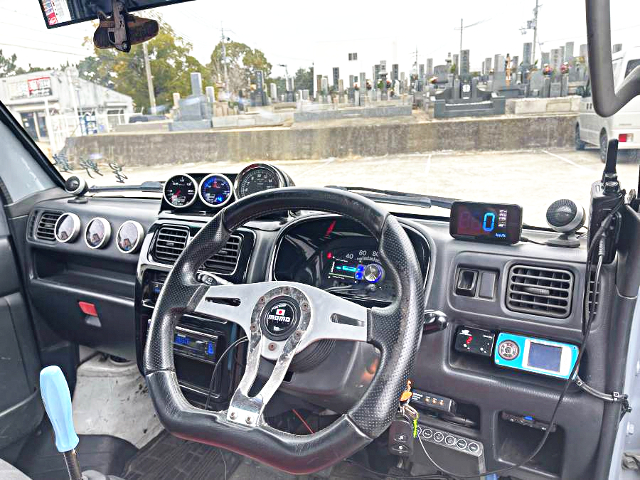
[198,173,233,208]
[235,164,286,199]
[364,263,384,283]
[116,220,144,254]
[164,174,198,208]
[54,213,81,243]
[84,217,111,249]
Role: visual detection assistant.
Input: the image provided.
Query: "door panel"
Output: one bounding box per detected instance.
[0,210,43,451]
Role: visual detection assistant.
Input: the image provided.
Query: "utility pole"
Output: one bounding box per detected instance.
[221,23,229,97]
[142,42,156,114]
[532,0,540,66]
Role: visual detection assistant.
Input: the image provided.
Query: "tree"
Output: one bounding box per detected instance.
[207,41,272,95]
[0,49,21,76]
[76,20,205,112]
[293,67,313,92]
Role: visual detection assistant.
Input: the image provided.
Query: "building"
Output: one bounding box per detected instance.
[0,69,133,149]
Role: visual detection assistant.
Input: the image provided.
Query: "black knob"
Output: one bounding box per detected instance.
[423,310,448,335]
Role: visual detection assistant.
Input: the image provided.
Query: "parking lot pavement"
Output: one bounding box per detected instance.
[68,148,637,228]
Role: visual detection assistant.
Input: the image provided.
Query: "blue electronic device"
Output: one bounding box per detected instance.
[494,333,579,379]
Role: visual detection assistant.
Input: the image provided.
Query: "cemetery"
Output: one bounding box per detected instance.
[113,39,590,135]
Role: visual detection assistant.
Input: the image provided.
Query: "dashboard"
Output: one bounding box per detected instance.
[19,162,608,480]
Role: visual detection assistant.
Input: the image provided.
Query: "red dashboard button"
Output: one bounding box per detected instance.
[78,302,98,317]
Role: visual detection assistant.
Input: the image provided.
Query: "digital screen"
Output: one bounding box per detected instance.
[527,343,562,372]
[450,202,522,244]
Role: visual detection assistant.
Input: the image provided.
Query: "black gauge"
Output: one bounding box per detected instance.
[85,217,111,249]
[235,164,285,198]
[164,174,197,208]
[55,213,81,243]
[198,173,233,208]
[116,220,144,254]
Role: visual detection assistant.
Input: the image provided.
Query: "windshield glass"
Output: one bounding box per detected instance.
[2,0,640,226]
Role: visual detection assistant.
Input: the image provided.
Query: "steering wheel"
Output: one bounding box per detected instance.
[143,187,425,474]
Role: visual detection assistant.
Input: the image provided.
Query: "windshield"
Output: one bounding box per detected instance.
[2,0,640,226]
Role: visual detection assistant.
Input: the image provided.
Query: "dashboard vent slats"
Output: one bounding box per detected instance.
[153,225,243,276]
[153,225,190,263]
[506,265,574,318]
[35,211,62,242]
[204,235,242,275]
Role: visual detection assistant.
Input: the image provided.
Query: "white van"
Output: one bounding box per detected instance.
[576,46,640,162]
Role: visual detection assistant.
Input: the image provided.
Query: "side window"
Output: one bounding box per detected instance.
[625,59,640,78]
[612,59,623,90]
[0,121,55,204]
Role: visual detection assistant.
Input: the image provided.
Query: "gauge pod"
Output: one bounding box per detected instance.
[54,213,81,243]
[235,163,289,199]
[116,220,145,254]
[84,217,111,249]
[64,176,88,196]
[198,173,234,208]
[164,174,198,208]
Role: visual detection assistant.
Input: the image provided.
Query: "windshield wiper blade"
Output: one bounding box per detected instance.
[88,181,163,193]
[326,185,457,210]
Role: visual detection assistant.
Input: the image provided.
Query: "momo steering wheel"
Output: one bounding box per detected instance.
[143,187,425,474]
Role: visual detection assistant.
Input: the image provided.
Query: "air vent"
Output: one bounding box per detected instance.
[586,269,599,317]
[35,211,62,242]
[506,265,574,318]
[204,235,242,275]
[153,226,243,275]
[28,210,39,239]
[153,225,190,263]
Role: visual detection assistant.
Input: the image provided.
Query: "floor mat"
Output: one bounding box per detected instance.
[16,419,138,480]
[122,431,242,480]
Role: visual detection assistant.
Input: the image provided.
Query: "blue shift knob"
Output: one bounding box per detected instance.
[40,366,79,453]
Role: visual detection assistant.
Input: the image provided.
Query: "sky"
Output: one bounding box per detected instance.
[1,0,640,79]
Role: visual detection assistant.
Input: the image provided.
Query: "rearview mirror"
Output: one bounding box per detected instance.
[586,0,640,116]
[38,0,193,29]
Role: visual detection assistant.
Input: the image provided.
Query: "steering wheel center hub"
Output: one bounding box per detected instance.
[262,298,300,339]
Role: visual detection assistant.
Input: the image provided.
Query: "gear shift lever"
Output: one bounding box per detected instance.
[40,366,83,480]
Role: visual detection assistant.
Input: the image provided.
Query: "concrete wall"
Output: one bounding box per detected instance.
[506,96,581,115]
[65,113,577,167]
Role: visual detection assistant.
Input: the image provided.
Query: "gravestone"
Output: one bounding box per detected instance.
[485,57,492,74]
[495,54,505,72]
[551,49,562,72]
[338,79,344,94]
[541,51,550,66]
[205,86,215,104]
[522,42,532,66]
[434,65,448,82]
[333,67,340,88]
[255,70,266,106]
[190,72,203,96]
[173,92,181,109]
[392,64,399,82]
[321,77,328,95]
[560,75,569,96]
[579,44,588,59]
[543,77,551,98]
[565,41,574,62]
[550,82,562,97]
[461,79,471,99]
[452,78,461,99]
[419,64,425,80]
[461,50,470,75]
[301,89,309,101]
[453,54,459,75]
[426,58,433,76]
[471,77,479,98]
[270,83,278,102]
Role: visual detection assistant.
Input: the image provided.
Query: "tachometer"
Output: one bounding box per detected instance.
[199,173,233,207]
[235,164,285,198]
[164,174,197,208]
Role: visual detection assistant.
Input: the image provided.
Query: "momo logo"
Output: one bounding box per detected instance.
[264,301,298,336]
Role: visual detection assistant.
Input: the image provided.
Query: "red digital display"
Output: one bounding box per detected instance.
[450,201,522,244]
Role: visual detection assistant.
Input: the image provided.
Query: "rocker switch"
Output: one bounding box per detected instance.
[456,269,478,297]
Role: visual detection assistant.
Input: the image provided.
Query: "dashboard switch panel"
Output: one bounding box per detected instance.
[455,268,478,297]
[454,327,495,357]
[411,389,456,415]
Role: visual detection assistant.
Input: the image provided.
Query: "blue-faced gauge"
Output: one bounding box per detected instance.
[198,173,234,208]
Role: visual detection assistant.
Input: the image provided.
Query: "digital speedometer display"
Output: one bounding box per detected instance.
[326,248,385,284]
[236,165,283,198]
[164,174,197,208]
[199,174,233,207]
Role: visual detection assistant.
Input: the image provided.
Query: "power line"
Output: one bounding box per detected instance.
[0,21,84,40]
[0,35,90,52]
[0,42,87,56]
